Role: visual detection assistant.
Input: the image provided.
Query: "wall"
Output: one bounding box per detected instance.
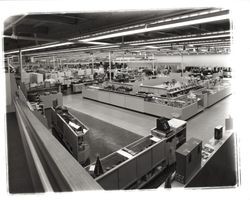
[155,54,232,68]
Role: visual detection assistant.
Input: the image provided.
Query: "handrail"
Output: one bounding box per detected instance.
[13,89,102,191]
[14,99,53,192]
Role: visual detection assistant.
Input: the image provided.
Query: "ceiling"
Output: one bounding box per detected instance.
[3,8,231,57]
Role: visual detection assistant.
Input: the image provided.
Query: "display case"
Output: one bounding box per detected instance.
[202,81,231,107]
[51,106,90,165]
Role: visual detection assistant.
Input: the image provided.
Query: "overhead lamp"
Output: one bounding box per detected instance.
[189,41,230,46]
[130,33,230,46]
[71,9,227,41]
[144,45,160,49]
[79,13,229,42]
[4,50,20,55]
[21,42,74,52]
[126,30,230,45]
[80,41,112,45]
[87,45,119,50]
[28,45,119,58]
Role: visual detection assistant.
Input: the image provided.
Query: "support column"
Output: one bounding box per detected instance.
[181,53,183,77]
[7,56,10,73]
[152,53,155,75]
[53,56,56,69]
[91,53,94,75]
[19,49,23,82]
[109,52,111,81]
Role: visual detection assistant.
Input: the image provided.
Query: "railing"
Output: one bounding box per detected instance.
[13,89,102,192]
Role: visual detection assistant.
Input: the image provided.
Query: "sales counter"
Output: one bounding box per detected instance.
[82,86,201,120]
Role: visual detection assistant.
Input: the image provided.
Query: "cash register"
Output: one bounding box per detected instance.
[151,117,173,138]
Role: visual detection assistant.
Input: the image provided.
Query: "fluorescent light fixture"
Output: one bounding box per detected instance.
[193,42,230,46]
[130,34,230,46]
[80,41,112,45]
[22,42,74,52]
[87,45,119,50]
[79,13,229,42]
[4,50,20,55]
[144,45,160,49]
[27,45,119,57]
[156,45,172,48]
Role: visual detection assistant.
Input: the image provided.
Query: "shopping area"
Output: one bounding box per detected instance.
[4,8,238,193]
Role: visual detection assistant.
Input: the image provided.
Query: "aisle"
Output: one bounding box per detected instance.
[67,108,142,162]
[63,94,232,143]
[187,95,232,142]
[63,94,156,137]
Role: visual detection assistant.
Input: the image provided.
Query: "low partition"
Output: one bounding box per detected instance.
[143,101,182,119]
[207,87,232,107]
[124,95,145,112]
[181,101,200,120]
[90,136,167,190]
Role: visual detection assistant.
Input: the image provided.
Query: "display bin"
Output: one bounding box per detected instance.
[97,170,119,190]
[93,135,169,190]
[82,87,99,100]
[118,159,137,189]
[98,90,110,104]
[96,152,127,190]
[207,87,231,107]
[124,95,144,112]
[72,83,84,93]
[109,92,125,107]
[144,101,182,119]
[180,102,199,120]
[152,139,166,168]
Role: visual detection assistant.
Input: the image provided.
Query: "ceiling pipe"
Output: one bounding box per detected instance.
[4,35,57,42]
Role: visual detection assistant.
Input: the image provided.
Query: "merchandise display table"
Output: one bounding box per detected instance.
[82,86,202,120]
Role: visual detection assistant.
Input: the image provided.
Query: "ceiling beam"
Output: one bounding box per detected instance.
[4,15,27,32]
[3,35,57,42]
[27,15,78,26]
[10,24,49,35]
[190,25,209,32]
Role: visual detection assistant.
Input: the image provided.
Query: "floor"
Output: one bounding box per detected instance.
[53,107,142,163]
[63,93,232,143]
